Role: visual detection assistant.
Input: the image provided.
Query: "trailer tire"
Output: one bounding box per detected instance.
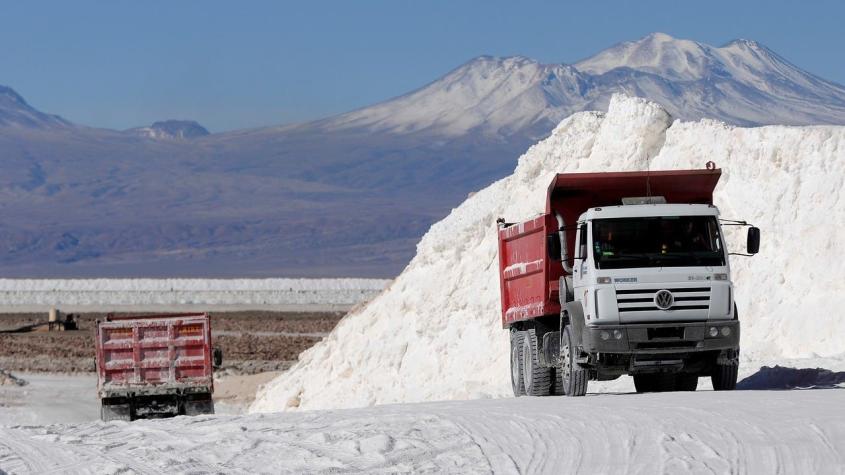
[712,363,738,391]
[559,326,588,397]
[510,330,525,397]
[522,329,552,396]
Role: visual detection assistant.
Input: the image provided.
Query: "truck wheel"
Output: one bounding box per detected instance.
[522,329,552,396]
[712,364,738,391]
[551,368,566,395]
[675,374,698,391]
[510,330,525,397]
[184,393,215,416]
[559,326,588,397]
[100,400,132,422]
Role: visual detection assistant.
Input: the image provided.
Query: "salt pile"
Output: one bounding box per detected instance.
[251,95,845,413]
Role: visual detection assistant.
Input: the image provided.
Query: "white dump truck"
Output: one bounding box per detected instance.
[497,166,759,396]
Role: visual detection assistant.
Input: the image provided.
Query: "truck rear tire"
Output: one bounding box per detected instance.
[551,368,566,395]
[510,330,525,397]
[522,329,552,396]
[711,363,738,391]
[559,326,588,397]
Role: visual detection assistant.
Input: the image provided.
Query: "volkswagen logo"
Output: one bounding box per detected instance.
[654,289,674,310]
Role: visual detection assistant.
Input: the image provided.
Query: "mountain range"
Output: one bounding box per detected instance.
[3,32,845,277]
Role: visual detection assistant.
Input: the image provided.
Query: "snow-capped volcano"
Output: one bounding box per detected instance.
[323,56,585,139]
[322,32,845,136]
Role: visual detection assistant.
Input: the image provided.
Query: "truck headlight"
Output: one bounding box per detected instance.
[721,326,731,337]
[709,327,719,337]
[600,331,610,341]
[613,329,623,340]
[597,277,611,284]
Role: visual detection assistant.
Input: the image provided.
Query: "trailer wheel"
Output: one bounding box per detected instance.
[522,329,552,396]
[711,363,738,391]
[510,330,525,397]
[559,326,588,397]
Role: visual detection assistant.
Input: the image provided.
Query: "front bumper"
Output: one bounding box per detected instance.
[580,320,739,354]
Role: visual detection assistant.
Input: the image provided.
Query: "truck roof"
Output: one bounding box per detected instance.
[581,203,719,220]
[546,168,721,214]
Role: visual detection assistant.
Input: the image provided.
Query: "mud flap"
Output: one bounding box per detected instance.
[564,301,586,349]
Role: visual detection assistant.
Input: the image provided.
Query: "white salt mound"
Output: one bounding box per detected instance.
[251,95,845,413]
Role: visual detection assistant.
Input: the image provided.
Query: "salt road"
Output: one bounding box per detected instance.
[1,388,843,474]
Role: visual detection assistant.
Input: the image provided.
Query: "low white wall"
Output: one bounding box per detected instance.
[0,278,390,312]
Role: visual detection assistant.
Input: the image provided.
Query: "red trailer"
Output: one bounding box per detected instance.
[95,313,221,421]
[498,167,757,397]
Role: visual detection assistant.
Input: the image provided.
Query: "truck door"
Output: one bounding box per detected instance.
[572,221,590,297]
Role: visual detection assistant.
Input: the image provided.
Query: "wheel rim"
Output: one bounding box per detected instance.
[522,338,532,392]
[561,333,572,387]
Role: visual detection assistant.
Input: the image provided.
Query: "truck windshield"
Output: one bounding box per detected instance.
[592,216,725,269]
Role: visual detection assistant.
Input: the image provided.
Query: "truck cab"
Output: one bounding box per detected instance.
[569,203,743,390]
[498,168,759,397]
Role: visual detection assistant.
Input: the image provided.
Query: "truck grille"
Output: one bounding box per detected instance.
[616,286,710,312]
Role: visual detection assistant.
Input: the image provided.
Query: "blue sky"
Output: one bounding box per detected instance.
[2,0,843,131]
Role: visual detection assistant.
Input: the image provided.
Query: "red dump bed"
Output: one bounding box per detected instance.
[498,168,721,327]
[95,313,214,397]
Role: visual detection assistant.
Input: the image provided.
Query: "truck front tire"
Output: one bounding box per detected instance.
[522,329,552,396]
[559,326,588,397]
[711,363,738,390]
[510,330,525,397]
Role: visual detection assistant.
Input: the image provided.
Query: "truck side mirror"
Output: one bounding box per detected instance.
[747,227,760,254]
[213,348,223,368]
[546,234,561,260]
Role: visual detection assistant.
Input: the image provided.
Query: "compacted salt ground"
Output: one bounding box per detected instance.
[1,388,843,474]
